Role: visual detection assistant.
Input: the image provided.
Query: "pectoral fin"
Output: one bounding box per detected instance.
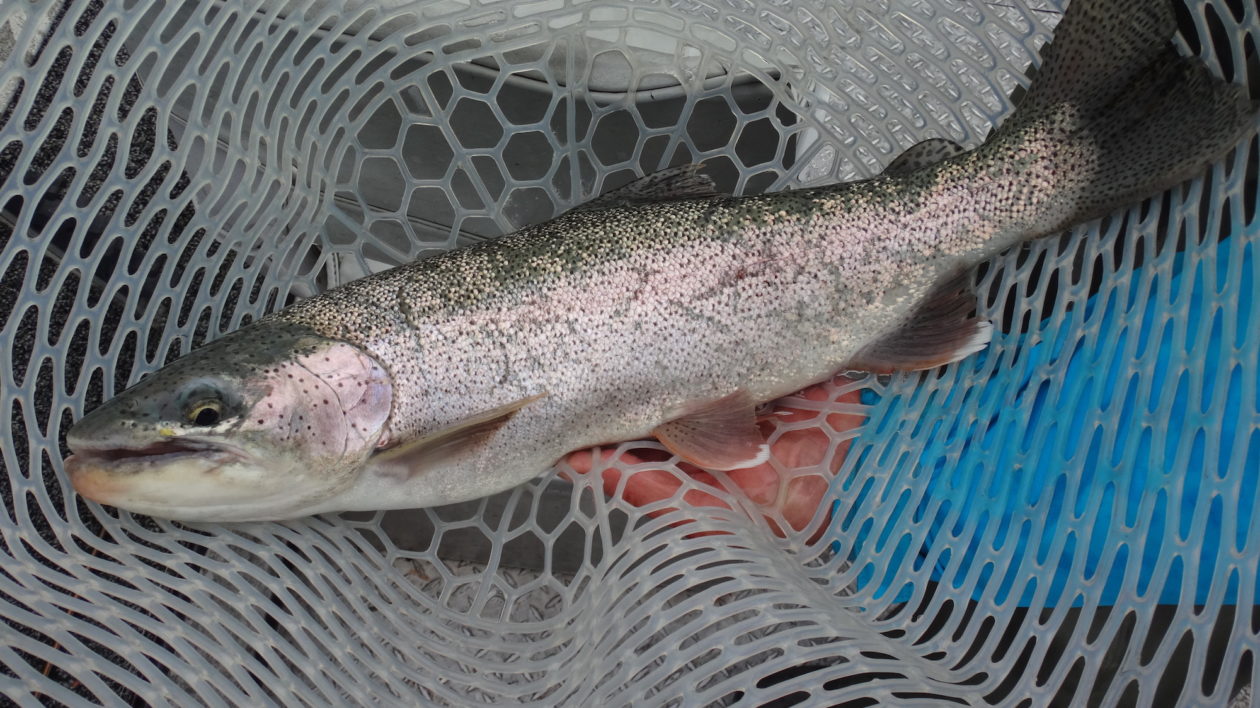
[369,392,547,477]
[653,391,769,471]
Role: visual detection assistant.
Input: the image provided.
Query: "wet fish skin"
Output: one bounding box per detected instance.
[277,181,970,512]
[65,0,1257,520]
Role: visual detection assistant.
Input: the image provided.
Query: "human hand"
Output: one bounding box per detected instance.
[562,375,866,541]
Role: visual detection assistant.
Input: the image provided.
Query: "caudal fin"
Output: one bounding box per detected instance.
[1019,0,1178,115]
[988,0,1256,235]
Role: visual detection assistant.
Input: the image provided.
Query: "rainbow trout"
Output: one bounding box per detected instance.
[65,0,1256,520]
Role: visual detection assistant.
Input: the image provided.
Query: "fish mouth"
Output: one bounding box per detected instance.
[65,437,265,515]
[65,437,246,502]
[67,438,243,467]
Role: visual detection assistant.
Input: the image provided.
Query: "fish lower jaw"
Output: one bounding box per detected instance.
[63,451,327,522]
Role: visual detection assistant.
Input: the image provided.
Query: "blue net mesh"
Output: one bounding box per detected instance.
[835,166,1259,701]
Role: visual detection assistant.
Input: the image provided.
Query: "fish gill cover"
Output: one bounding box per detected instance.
[0,0,1255,705]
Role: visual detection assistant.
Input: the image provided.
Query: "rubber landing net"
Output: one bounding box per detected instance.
[0,0,1256,705]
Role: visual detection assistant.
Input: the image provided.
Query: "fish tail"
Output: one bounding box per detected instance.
[971,0,1255,255]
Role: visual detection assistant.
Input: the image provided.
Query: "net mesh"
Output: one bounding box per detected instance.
[0,0,1255,704]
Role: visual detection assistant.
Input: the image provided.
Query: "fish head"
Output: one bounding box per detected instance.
[65,322,393,521]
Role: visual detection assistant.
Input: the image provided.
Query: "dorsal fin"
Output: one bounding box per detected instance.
[577,164,720,211]
[845,270,992,373]
[883,138,966,177]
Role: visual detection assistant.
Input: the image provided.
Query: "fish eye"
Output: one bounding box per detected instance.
[186,400,224,427]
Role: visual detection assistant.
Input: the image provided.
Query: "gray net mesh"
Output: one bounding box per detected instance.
[1,0,1256,705]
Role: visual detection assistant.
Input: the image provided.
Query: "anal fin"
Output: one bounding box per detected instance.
[653,391,769,471]
[846,270,992,373]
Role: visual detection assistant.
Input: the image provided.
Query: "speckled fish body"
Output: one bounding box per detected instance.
[64,0,1257,520]
[274,172,1018,509]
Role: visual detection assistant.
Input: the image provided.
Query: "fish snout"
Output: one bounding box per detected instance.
[64,455,126,504]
